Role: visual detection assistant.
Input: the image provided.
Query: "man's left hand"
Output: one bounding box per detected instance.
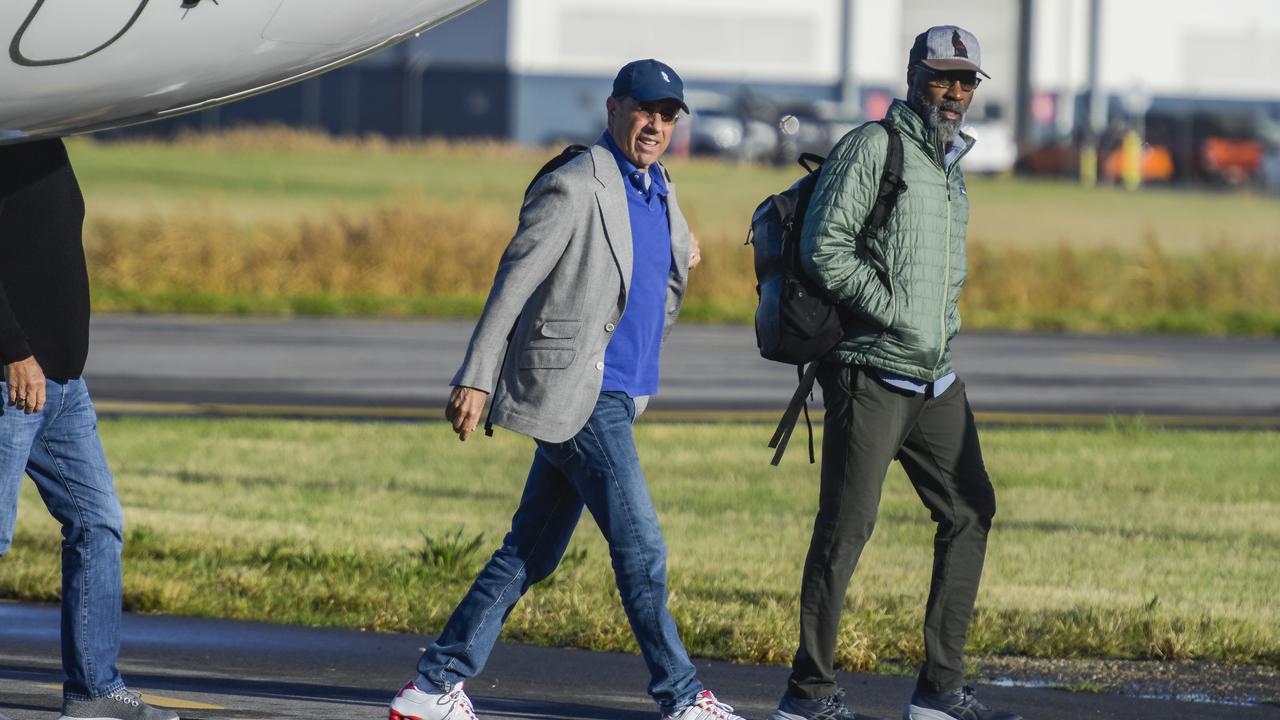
[689,232,701,269]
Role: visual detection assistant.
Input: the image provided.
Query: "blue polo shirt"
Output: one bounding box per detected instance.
[600,131,672,398]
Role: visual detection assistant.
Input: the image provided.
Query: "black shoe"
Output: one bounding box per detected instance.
[771,688,866,720]
[902,686,1021,720]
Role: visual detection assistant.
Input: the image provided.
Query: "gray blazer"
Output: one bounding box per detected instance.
[451,141,692,443]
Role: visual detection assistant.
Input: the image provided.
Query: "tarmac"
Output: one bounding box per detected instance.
[1,602,1277,720]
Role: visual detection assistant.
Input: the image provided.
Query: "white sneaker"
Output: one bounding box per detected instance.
[388,677,478,720]
[663,690,747,720]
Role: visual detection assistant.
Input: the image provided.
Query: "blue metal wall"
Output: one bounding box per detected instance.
[101,63,512,141]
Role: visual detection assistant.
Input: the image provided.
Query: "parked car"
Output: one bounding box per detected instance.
[959,121,1016,175]
[774,108,829,162]
[688,108,777,163]
[1103,139,1176,183]
[774,102,867,166]
[1200,137,1264,186]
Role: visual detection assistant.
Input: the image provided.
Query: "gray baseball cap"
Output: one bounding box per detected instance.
[909,25,990,78]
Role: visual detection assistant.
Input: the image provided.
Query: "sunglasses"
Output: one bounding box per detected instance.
[633,100,681,125]
[915,66,981,92]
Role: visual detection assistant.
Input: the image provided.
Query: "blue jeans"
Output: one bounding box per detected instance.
[0,378,126,700]
[418,392,702,711]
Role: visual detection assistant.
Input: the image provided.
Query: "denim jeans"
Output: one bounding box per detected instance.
[0,378,126,700]
[418,391,702,711]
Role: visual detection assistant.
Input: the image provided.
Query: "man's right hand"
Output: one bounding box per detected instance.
[445,385,489,441]
[4,356,47,414]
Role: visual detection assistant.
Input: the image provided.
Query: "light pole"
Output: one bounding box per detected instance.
[1014,0,1034,154]
[1082,0,1105,188]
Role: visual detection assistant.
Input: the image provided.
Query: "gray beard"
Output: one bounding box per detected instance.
[907,84,965,145]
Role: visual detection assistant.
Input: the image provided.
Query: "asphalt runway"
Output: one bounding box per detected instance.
[80,315,1280,425]
[2,602,1276,720]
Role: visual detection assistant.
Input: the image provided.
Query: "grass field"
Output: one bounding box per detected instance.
[2,417,1276,675]
[66,131,1280,335]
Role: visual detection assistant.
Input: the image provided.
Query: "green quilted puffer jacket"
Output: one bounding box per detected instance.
[799,99,974,381]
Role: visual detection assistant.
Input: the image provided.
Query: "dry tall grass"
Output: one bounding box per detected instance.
[84,195,1280,334]
[69,128,1280,332]
[106,125,548,161]
[89,195,510,299]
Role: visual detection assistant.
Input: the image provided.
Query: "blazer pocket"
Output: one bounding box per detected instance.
[519,349,576,369]
[537,320,581,339]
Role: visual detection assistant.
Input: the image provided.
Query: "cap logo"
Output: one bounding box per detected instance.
[951,30,968,58]
[660,70,670,83]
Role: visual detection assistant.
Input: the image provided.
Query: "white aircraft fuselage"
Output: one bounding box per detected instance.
[0,0,485,144]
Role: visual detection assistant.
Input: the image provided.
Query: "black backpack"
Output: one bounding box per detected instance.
[746,120,905,464]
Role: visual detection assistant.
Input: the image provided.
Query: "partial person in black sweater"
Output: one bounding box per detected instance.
[0,139,179,720]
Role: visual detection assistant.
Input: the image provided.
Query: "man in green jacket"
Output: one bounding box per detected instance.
[769,26,1021,720]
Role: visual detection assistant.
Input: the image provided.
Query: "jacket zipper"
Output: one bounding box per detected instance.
[933,132,972,373]
[936,133,955,372]
[885,249,897,328]
[939,182,951,371]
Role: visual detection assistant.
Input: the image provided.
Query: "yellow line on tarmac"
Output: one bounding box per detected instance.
[135,693,224,711]
[38,685,223,711]
[92,400,1279,430]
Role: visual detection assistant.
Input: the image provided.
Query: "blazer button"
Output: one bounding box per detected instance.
[595,361,605,371]
[605,322,616,332]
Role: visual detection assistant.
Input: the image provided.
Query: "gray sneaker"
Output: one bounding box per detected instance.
[903,686,1021,720]
[60,688,179,720]
[771,689,872,720]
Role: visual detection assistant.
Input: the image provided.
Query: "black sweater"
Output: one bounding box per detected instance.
[0,139,91,380]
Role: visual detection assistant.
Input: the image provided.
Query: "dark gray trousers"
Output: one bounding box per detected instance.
[788,363,996,698]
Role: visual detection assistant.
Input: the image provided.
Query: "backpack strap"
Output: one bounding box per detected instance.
[524,144,589,198]
[768,361,822,466]
[857,120,906,264]
[797,152,825,174]
[767,121,905,466]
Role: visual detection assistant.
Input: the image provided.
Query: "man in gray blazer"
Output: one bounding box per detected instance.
[388,59,744,720]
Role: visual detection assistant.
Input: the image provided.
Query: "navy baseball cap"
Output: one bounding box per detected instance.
[611,59,689,114]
